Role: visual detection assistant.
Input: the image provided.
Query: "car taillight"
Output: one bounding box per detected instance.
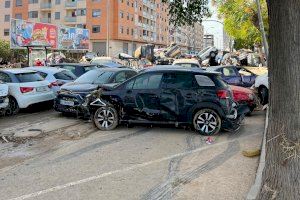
[51,81,63,87]
[217,90,229,99]
[20,87,34,93]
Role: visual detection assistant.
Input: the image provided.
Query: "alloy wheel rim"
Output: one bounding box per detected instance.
[196,112,217,134]
[97,109,114,128]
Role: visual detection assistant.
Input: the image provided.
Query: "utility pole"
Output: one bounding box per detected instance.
[106,0,110,56]
[255,0,269,59]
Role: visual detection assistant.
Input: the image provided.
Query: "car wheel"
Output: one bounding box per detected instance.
[259,87,269,105]
[6,97,19,116]
[94,106,118,131]
[193,109,221,135]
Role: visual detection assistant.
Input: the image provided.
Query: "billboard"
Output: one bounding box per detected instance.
[10,19,89,50]
[58,26,89,50]
[10,19,58,49]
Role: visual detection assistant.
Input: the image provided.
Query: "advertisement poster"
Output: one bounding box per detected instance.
[10,19,58,49]
[58,26,89,50]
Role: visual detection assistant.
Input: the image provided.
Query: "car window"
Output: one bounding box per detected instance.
[60,65,76,75]
[15,72,44,82]
[163,73,194,89]
[0,72,12,83]
[125,71,137,79]
[223,68,237,76]
[37,71,48,78]
[83,66,98,72]
[114,72,127,83]
[132,73,163,90]
[175,63,199,68]
[238,68,252,76]
[195,75,215,87]
[125,79,135,89]
[54,70,77,80]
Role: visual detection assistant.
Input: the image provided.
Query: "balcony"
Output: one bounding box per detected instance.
[40,3,52,9]
[65,16,77,22]
[40,18,51,23]
[65,1,77,8]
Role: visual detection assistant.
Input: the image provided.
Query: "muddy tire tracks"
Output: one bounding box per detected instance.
[142,137,240,200]
[53,128,150,163]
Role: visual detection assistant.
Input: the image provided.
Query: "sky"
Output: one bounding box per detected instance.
[201,1,225,50]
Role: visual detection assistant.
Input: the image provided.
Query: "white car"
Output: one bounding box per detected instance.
[254,72,269,105]
[27,67,77,93]
[0,68,56,115]
[0,82,9,115]
[172,59,201,68]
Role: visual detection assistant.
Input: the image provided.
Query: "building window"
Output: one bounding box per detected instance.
[15,13,22,19]
[120,11,124,18]
[92,25,101,33]
[92,9,101,17]
[76,9,86,16]
[126,0,129,6]
[55,0,60,4]
[5,1,11,8]
[127,13,129,20]
[120,26,123,34]
[127,28,129,35]
[4,29,9,36]
[28,11,38,18]
[16,0,22,6]
[29,0,38,4]
[55,12,60,19]
[131,29,134,36]
[4,15,10,22]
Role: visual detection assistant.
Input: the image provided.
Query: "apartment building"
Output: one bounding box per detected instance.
[1,0,204,56]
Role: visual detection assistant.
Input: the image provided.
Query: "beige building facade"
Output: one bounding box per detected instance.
[1,0,204,56]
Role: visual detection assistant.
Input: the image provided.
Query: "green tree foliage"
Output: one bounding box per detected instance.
[162,0,211,26]
[0,39,26,63]
[213,0,269,49]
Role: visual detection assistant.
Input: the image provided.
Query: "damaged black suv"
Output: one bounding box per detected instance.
[89,67,238,135]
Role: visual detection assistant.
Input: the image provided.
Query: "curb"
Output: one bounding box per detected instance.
[246,108,268,200]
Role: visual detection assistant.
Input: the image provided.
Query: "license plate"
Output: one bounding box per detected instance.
[36,86,49,92]
[60,100,74,106]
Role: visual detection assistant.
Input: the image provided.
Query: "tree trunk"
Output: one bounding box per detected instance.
[258,0,300,199]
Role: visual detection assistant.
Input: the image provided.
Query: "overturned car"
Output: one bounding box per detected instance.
[80,67,250,135]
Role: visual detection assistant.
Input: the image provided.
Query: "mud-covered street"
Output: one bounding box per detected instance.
[0,108,265,200]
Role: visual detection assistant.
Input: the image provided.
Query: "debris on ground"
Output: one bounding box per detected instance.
[242,149,261,157]
[206,137,214,145]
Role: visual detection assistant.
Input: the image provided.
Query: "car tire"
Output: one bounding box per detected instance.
[6,97,19,116]
[93,106,119,131]
[259,87,269,105]
[193,109,221,136]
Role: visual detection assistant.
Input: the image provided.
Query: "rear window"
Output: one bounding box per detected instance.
[174,63,199,68]
[195,75,215,87]
[15,72,44,83]
[54,70,76,80]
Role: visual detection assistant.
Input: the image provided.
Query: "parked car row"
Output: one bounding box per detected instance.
[0,62,265,136]
[0,62,132,115]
